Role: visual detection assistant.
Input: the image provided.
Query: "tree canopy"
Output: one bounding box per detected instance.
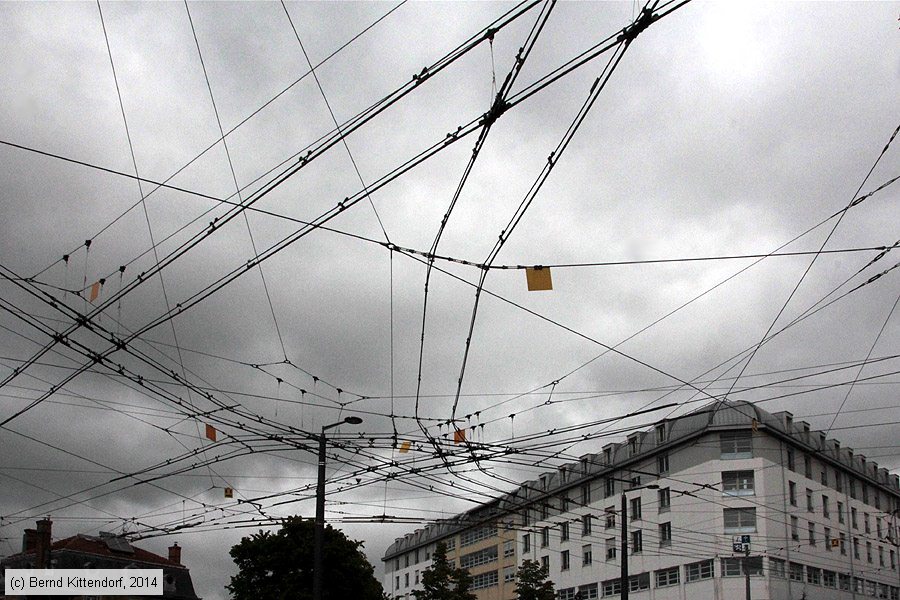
[227,516,386,600]
[514,559,556,600]
[411,542,476,600]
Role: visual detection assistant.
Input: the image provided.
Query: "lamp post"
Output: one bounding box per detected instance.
[621,484,658,600]
[313,416,363,600]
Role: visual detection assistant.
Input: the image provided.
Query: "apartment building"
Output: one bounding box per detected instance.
[382,400,900,600]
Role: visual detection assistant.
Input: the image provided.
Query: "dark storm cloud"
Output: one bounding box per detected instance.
[1,2,898,599]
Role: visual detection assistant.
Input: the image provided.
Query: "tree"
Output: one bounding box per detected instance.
[412,542,476,600]
[514,559,555,600]
[227,516,386,600]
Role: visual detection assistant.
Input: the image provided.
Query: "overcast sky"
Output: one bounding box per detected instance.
[1,2,898,599]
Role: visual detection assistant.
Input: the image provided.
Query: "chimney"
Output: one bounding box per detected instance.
[168,542,182,565]
[22,528,37,553]
[35,519,52,568]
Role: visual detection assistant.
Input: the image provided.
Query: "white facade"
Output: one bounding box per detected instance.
[383,402,900,600]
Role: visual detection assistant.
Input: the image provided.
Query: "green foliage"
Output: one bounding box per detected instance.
[514,559,556,600]
[411,542,477,600]
[227,516,386,600]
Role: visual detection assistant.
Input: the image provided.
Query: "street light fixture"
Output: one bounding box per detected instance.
[314,416,363,600]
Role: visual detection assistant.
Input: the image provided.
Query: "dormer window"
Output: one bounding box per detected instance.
[629,437,638,456]
[656,423,667,444]
[604,448,612,464]
[720,431,752,459]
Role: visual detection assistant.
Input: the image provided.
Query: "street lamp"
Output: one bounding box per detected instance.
[314,416,363,600]
[621,484,658,600]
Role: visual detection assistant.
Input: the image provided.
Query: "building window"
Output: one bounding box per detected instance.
[837,501,845,523]
[808,521,816,546]
[470,570,499,590]
[628,573,650,593]
[503,540,514,558]
[658,453,669,474]
[540,555,549,571]
[561,550,570,571]
[582,483,591,505]
[821,470,827,486]
[769,558,786,578]
[877,517,882,538]
[602,578,621,597]
[807,566,821,585]
[835,470,843,492]
[890,549,896,569]
[631,530,643,553]
[656,566,679,587]
[630,498,641,521]
[503,565,515,583]
[839,573,851,591]
[789,562,803,582]
[840,532,847,555]
[561,522,569,542]
[561,494,570,513]
[867,541,873,563]
[824,527,832,551]
[630,476,641,489]
[724,507,756,533]
[658,487,671,511]
[656,423,667,443]
[605,537,616,561]
[604,478,614,498]
[865,513,871,534]
[605,507,615,529]
[823,570,836,588]
[659,522,672,546]
[405,555,410,568]
[822,495,830,518]
[852,507,858,529]
[578,583,599,600]
[686,559,714,582]
[722,470,754,495]
[791,516,799,540]
[541,527,549,547]
[460,525,496,547]
[789,481,797,506]
[806,488,814,512]
[582,544,592,566]
[787,448,795,471]
[720,431,752,459]
[863,484,869,504]
[405,573,409,587]
[850,478,857,499]
[540,502,548,520]
[460,546,498,569]
[582,514,593,536]
[446,537,456,551]
[415,570,419,584]
[879,546,885,567]
[395,575,399,589]
[722,557,762,577]
[523,534,530,553]
[854,537,860,559]
[804,455,812,479]
[629,437,638,456]
[559,588,577,600]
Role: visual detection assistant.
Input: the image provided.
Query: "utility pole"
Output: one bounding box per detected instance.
[313,416,363,600]
[621,491,628,600]
[620,484,658,600]
[744,545,751,600]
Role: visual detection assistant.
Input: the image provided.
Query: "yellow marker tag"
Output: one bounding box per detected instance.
[399,440,411,453]
[89,281,102,302]
[453,429,466,444]
[224,487,233,498]
[205,424,217,441]
[525,267,553,291]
